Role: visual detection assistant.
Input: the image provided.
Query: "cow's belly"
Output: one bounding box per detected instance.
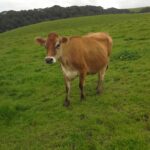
[61,65,78,80]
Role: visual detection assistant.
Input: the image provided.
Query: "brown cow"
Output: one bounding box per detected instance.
[35,32,112,106]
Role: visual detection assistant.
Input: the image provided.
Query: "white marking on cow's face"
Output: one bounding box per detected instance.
[51,57,56,63]
[61,64,78,80]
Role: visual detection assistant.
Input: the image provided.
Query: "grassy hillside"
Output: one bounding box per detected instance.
[129,7,150,13]
[0,13,150,150]
[129,7,144,13]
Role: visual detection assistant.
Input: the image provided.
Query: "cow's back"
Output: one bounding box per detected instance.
[85,32,113,57]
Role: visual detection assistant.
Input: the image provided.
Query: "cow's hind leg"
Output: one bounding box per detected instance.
[96,65,107,94]
[64,77,71,107]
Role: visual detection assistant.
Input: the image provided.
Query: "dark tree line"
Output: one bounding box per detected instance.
[140,7,150,13]
[0,5,149,33]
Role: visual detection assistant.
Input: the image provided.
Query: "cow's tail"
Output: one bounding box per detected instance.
[107,35,113,57]
[106,34,113,71]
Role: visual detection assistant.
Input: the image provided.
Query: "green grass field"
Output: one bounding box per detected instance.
[0,13,150,150]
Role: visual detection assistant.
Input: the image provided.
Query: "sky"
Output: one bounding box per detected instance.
[0,0,150,12]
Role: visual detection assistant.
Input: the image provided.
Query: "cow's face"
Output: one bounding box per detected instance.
[36,32,64,64]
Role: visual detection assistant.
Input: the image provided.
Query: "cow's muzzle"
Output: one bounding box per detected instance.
[45,56,56,64]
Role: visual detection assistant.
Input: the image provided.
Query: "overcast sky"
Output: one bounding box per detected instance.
[0,0,150,12]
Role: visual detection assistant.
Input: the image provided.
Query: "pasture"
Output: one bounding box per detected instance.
[0,13,150,149]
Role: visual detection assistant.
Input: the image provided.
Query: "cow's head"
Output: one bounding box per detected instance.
[35,32,67,64]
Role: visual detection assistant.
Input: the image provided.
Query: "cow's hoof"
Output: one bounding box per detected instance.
[63,100,70,107]
[80,95,86,101]
[96,86,103,95]
[96,89,103,95]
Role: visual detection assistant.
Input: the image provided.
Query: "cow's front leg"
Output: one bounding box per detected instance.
[79,72,86,100]
[64,76,71,107]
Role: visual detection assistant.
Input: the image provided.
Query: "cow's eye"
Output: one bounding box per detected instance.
[55,42,60,49]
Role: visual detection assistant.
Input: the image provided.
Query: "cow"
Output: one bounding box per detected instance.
[35,32,112,107]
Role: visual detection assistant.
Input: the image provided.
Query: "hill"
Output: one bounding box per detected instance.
[129,6,150,13]
[129,7,144,13]
[0,5,130,33]
[0,13,150,149]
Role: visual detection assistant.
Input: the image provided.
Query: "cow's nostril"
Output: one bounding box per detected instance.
[45,58,53,64]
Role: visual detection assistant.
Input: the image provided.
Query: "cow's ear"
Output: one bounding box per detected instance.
[61,37,68,43]
[35,37,46,46]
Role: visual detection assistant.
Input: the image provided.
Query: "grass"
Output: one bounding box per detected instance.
[0,13,150,150]
[113,50,141,61]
